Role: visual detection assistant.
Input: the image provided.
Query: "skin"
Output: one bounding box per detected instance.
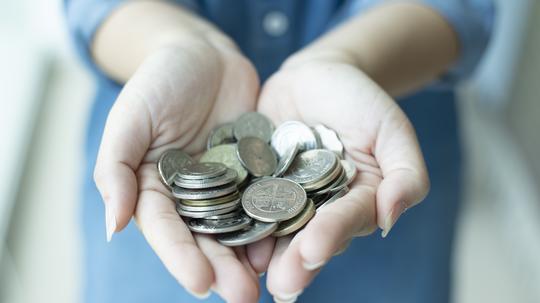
[91,1,458,302]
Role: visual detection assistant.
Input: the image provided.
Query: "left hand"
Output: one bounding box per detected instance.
[256,55,430,301]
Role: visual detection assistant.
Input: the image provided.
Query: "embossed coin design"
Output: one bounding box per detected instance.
[271,121,319,158]
[200,144,248,184]
[177,162,227,180]
[216,220,278,246]
[233,112,274,142]
[207,123,236,149]
[157,149,194,185]
[283,149,338,186]
[242,178,307,222]
[237,137,277,177]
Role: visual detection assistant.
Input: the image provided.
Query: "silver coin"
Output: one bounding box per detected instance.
[174,168,237,189]
[176,203,240,218]
[172,182,237,200]
[178,198,240,212]
[313,124,344,159]
[157,149,194,186]
[271,121,319,158]
[207,123,236,149]
[273,142,300,177]
[329,160,357,193]
[204,209,243,220]
[177,162,227,180]
[187,213,252,234]
[216,220,278,246]
[233,112,274,142]
[237,137,277,177]
[200,144,249,185]
[307,163,345,195]
[317,187,349,211]
[283,149,338,186]
[242,178,307,222]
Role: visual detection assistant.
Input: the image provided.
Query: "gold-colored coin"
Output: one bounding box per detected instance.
[200,144,249,185]
[272,199,315,237]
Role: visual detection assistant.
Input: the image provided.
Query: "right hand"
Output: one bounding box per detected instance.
[93,40,265,302]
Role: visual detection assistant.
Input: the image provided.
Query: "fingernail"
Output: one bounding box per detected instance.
[186,288,211,300]
[381,201,407,238]
[105,204,117,242]
[302,260,326,271]
[274,296,298,303]
[274,289,302,303]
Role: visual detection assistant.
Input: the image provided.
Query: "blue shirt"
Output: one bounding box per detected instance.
[64,1,494,302]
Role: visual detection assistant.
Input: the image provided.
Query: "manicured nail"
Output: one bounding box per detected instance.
[186,288,211,300]
[302,260,326,271]
[105,204,117,242]
[381,201,407,238]
[274,289,303,303]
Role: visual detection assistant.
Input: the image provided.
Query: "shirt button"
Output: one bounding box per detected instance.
[262,11,289,37]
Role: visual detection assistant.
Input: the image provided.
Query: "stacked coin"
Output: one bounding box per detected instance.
[157,112,357,246]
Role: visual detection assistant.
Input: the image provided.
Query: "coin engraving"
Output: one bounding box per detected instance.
[283,149,337,185]
[157,149,194,185]
[242,178,307,222]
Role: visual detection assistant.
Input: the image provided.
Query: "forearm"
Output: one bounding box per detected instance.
[286,2,459,97]
[91,0,236,82]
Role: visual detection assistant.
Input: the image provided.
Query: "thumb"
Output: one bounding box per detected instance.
[374,111,430,237]
[94,84,152,242]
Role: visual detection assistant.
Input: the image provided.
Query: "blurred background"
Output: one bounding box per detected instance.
[0,0,539,302]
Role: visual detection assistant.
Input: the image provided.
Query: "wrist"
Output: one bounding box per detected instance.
[93,0,241,81]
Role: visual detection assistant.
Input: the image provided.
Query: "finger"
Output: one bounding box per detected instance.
[94,84,152,240]
[267,236,307,302]
[135,164,214,297]
[374,111,430,236]
[266,176,378,300]
[232,246,258,280]
[246,237,276,275]
[195,235,260,303]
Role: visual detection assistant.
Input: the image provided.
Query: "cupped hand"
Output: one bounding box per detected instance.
[93,41,264,302]
[257,56,430,301]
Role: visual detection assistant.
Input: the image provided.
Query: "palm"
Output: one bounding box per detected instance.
[95,44,262,302]
[257,60,430,298]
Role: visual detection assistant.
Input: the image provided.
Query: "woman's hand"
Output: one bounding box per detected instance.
[257,56,430,301]
[93,40,262,302]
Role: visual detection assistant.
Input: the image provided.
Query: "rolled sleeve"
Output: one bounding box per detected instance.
[338,0,496,84]
[63,0,199,77]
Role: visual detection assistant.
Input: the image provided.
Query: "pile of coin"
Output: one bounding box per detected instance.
[158,112,357,246]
